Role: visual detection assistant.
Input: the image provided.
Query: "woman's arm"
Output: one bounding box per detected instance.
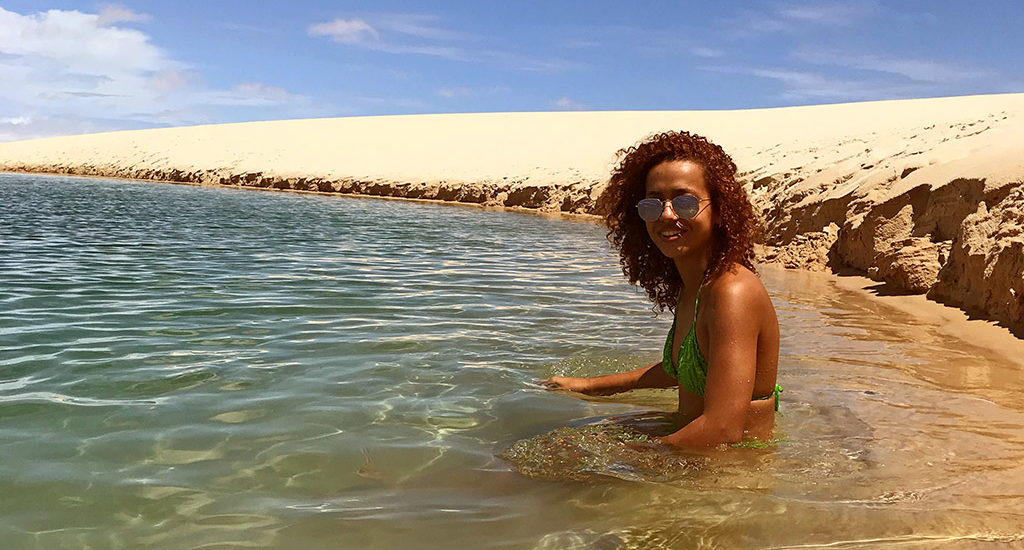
[541,361,677,395]
[659,278,760,446]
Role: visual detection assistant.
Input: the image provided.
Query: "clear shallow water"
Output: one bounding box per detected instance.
[2,173,1024,549]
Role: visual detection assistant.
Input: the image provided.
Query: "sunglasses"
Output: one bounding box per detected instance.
[636,195,710,222]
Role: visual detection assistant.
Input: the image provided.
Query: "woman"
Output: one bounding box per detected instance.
[542,131,780,447]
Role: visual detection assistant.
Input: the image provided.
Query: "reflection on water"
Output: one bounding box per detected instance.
[2,173,1024,549]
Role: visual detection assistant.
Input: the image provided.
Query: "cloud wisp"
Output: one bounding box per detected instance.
[96,4,151,26]
[795,49,991,84]
[308,18,379,43]
[692,2,1007,104]
[553,97,586,110]
[307,14,467,60]
[701,64,953,102]
[437,87,473,98]
[725,1,879,37]
[307,13,576,70]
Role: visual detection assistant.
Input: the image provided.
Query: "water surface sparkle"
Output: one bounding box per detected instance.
[2,173,1024,549]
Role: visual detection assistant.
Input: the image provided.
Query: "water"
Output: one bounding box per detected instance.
[2,173,1024,549]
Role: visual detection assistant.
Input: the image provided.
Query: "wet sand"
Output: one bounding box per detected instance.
[765,265,1024,370]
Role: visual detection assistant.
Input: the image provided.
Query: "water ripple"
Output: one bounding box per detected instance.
[3,173,1024,549]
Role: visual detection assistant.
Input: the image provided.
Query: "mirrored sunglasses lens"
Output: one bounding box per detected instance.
[637,199,663,221]
[671,195,700,218]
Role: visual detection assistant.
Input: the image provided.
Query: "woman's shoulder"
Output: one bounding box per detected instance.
[703,264,770,306]
[699,265,776,333]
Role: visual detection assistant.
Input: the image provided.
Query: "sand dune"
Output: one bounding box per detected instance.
[2,94,1022,335]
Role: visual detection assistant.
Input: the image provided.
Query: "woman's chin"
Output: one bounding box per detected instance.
[656,243,707,263]
[656,245,690,260]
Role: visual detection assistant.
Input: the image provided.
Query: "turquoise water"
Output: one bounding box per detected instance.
[3,173,1024,549]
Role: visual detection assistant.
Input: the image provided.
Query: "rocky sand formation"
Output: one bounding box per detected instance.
[1,94,1022,335]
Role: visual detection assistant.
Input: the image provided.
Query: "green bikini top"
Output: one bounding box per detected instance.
[661,282,782,410]
[662,283,709,396]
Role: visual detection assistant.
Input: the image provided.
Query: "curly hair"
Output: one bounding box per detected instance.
[598,130,759,312]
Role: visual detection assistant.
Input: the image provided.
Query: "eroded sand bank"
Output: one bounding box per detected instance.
[1,93,1022,335]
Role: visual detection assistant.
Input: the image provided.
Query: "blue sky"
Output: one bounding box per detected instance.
[1,1,1022,141]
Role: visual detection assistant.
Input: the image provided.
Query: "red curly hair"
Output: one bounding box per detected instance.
[598,131,759,312]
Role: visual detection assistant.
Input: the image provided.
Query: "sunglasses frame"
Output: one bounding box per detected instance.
[636,195,710,222]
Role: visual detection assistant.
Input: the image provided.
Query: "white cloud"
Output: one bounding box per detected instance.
[0,7,313,141]
[553,97,586,110]
[0,7,168,75]
[1,115,31,125]
[0,112,160,142]
[308,18,378,44]
[97,4,150,26]
[0,6,180,130]
[690,47,724,58]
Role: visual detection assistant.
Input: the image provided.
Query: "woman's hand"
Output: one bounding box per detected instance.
[540,376,617,395]
[540,363,675,396]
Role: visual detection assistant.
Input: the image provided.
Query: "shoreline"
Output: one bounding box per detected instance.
[760,264,1024,365]
[0,168,604,223]
[2,94,1022,336]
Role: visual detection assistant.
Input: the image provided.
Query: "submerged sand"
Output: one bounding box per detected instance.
[1,93,1022,335]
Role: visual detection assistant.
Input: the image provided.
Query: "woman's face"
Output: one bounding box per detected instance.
[643,160,716,262]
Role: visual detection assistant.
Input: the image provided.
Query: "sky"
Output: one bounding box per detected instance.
[1,1,1022,141]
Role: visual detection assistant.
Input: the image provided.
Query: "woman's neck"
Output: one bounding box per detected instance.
[674,253,711,293]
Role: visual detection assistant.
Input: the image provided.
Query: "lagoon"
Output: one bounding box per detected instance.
[2,173,1023,549]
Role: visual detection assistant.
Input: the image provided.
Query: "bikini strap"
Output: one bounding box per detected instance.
[693,271,708,324]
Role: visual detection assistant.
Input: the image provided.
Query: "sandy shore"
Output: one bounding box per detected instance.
[1,93,1022,336]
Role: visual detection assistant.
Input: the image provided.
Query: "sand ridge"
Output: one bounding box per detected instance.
[1,93,1022,335]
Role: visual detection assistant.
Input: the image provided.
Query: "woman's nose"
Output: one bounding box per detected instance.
[661,200,679,221]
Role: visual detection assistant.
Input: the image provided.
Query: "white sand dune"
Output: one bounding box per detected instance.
[2,93,1022,335]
